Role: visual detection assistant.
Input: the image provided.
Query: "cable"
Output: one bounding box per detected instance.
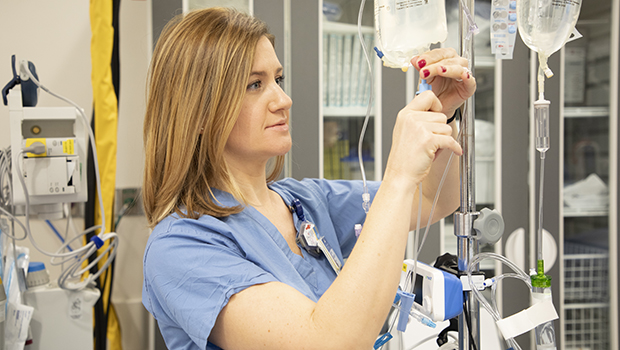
[406,334,442,350]
[462,296,478,350]
[44,220,73,252]
[0,206,27,240]
[115,193,139,229]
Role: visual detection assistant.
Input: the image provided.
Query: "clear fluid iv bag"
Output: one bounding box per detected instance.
[517,0,582,77]
[375,0,448,70]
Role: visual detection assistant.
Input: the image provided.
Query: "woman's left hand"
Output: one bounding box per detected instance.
[411,48,476,117]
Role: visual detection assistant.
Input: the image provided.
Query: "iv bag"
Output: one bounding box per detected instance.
[516,0,582,60]
[375,0,448,70]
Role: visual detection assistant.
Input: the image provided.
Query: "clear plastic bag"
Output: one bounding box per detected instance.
[374,0,449,70]
[517,0,582,76]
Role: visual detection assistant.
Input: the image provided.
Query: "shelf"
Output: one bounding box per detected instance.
[323,106,374,117]
[564,302,609,309]
[323,20,373,35]
[563,207,609,217]
[564,106,609,118]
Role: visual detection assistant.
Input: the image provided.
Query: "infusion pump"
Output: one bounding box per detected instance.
[8,89,88,214]
[399,259,463,322]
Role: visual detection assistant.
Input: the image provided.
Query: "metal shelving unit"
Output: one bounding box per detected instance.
[320,16,382,181]
[559,1,619,349]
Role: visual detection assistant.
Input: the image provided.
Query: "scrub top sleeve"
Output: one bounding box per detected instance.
[311,179,381,256]
[143,227,277,350]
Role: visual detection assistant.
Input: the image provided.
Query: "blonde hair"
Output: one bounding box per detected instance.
[142,7,283,227]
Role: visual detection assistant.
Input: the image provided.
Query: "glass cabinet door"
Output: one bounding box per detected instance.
[321,1,381,181]
[561,1,616,349]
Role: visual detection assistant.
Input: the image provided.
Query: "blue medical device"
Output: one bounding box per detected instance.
[399,259,463,322]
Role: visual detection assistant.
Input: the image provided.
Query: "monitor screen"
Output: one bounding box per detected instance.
[413,273,423,305]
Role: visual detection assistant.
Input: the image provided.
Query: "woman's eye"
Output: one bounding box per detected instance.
[276,76,285,87]
[247,80,261,90]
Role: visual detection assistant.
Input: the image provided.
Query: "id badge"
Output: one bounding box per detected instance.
[317,237,342,275]
[296,221,321,257]
[296,221,343,275]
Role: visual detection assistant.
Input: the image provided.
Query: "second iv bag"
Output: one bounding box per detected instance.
[375,0,448,70]
[516,0,582,75]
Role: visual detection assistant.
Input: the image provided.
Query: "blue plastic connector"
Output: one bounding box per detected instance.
[420,316,436,328]
[373,332,393,349]
[90,236,104,249]
[393,287,403,304]
[416,79,432,95]
[374,47,384,59]
[396,290,415,332]
[28,262,46,273]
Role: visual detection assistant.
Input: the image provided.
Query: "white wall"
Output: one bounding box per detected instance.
[0,1,152,349]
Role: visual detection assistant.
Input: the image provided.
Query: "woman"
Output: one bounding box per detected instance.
[142,7,475,350]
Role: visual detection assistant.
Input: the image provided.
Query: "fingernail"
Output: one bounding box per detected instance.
[418,59,426,69]
[467,72,471,79]
[441,66,447,73]
[423,69,430,78]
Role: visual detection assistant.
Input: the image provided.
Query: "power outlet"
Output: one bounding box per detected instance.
[114,188,143,218]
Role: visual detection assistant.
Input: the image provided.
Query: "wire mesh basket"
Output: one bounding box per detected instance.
[565,306,609,350]
[564,242,609,303]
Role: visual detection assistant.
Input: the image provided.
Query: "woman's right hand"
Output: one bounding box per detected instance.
[384,91,462,191]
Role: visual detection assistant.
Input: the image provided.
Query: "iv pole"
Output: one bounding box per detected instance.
[454,0,481,348]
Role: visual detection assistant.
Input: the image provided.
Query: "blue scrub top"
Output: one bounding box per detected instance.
[142,178,380,350]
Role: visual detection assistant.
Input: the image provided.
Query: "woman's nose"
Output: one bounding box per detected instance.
[269,84,292,112]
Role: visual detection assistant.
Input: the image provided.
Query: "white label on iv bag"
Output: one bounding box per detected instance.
[491,0,518,60]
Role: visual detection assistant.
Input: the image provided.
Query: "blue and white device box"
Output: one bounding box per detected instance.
[399,259,463,322]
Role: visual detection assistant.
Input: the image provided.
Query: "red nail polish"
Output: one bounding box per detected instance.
[418,59,426,69]
[423,69,430,78]
[467,72,471,79]
[441,66,447,73]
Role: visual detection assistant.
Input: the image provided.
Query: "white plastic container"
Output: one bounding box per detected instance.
[22,262,100,350]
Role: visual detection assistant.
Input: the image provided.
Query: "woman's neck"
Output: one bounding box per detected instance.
[225,159,272,206]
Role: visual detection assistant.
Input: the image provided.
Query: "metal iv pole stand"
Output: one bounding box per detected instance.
[454,0,481,348]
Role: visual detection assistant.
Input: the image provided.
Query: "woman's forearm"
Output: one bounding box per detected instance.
[310,174,417,348]
[413,120,460,230]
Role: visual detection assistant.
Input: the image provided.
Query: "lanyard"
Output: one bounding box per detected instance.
[289,199,342,275]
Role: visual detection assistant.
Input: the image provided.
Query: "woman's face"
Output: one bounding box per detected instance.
[225,36,292,166]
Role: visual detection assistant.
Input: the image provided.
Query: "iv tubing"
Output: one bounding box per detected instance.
[537,155,545,262]
[410,183,424,292]
[533,97,550,274]
[416,148,460,256]
[357,0,373,213]
[466,253,532,350]
[537,53,553,101]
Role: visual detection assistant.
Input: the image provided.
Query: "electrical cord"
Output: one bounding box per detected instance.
[114,192,139,229]
[44,220,73,252]
[0,147,12,207]
[462,295,479,350]
[437,318,458,347]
